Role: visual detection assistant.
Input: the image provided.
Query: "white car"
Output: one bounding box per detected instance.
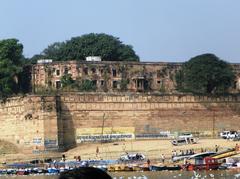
[119,153,145,161]
[220,131,237,139]
[220,131,230,139]
[227,131,238,140]
[178,133,193,139]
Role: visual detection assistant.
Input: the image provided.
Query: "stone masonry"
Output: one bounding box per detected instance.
[0,93,240,153]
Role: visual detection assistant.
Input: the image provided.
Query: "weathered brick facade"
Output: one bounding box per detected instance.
[31,60,240,93]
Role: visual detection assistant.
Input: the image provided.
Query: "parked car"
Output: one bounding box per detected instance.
[227,131,238,140]
[119,153,145,161]
[171,137,198,146]
[220,131,238,139]
[178,132,193,139]
[220,131,230,139]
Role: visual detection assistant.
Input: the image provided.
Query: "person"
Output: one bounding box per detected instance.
[235,143,239,151]
[215,145,219,152]
[180,150,184,156]
[122,143,126,152]
[96,146,99,158]
[96,146,99,154]
[161,154,165,163]
[147,159,151,167]
[58,167,112,179]
[136,153,140,160]
[172,150,175,156]
[62,154,66,162]
[77,156,81,162]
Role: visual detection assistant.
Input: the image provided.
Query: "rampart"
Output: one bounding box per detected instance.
[0,93,240,153]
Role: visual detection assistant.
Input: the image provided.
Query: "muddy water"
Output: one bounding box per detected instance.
[0,170,240,179]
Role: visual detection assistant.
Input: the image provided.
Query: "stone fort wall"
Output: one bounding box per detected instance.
[0,93,240,153]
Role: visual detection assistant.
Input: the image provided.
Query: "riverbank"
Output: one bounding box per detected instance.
[63,139,239,161]
[0,139,238,164]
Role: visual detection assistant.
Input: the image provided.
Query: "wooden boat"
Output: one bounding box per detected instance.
[107,164,133,172]
[165,165,182,171]
[150,165,181,171]
[149,165,167,171]
[16,170,29,175]
[131,164,150,171]
[172,154,192,162]
[184,157,220,171]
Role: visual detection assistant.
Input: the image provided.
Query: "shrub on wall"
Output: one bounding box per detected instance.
[78,80,96,92]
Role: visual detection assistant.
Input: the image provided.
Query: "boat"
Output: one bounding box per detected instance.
[93,165,108,172]
[16,169,29,175]
[149,165,167,171]
[47,167,60,174]
[172,154,192,162]
[107,164,133,172]
[211,149,240,159]
[166,165,182,171]
[183,157,220,171]
[150,165,181,171]
[188,151,216,159]
[131,163,150,171]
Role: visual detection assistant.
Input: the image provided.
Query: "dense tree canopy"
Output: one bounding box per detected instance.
[176,54,235,94]
[33,33,139,62]
[0,39,24,98]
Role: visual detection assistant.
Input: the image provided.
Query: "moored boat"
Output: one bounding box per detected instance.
[150,165,181,171]
[107,164,133,172]
[183,157,220,171]
[149,165,167,171]
[165,165,182,171]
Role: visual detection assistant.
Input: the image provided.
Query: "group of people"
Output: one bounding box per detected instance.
[73,156,81,162]
[172,149,195,158]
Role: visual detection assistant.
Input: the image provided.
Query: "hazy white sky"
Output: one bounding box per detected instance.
[0,0,240,62]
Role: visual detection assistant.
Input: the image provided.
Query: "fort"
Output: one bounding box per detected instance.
[0,60,240,153]
[0,93,240,153]
[31,60,240,93]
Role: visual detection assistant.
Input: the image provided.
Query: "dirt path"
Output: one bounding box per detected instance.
[63,139,239,161]
[0,139,238,164]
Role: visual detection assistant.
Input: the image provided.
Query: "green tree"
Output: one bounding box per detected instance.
[32,33,139,61]
[60,74,75,88]
[42,42,66,60]
[176,53,235,94]
[0,39,24,98]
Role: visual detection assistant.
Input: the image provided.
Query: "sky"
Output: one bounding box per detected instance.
[0,0,240,62]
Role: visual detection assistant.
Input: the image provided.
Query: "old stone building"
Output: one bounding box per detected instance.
[0,59,240,152]
[31,59,240,93]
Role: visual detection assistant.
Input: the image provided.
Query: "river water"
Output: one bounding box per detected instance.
[0,170,240,179]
